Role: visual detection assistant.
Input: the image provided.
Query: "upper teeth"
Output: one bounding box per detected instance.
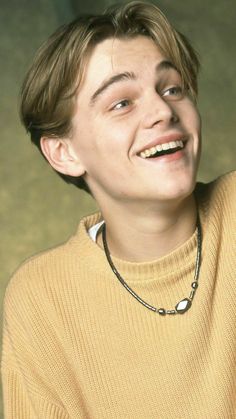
[140,140,184,158]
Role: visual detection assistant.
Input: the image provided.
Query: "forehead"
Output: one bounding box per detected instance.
[89,35,164,66]
[80,36,167,92]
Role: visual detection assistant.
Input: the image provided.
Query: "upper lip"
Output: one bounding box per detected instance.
[137,132,187,155]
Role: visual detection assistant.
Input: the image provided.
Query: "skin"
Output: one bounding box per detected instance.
[41,36,201,262]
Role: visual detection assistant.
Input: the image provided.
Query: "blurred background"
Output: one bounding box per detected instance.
[0,0,235,416]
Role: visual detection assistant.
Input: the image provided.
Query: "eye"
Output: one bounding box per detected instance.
[112,99,131,110]
[162,85,184,99]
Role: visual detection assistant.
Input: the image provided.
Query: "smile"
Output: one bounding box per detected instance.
[139,140,185,159]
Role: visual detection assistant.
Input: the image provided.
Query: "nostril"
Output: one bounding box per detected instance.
[171,114,179,123]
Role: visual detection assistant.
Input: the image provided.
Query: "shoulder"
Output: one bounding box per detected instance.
[196,171,235,252]
[4,211,102,316]
[6,238,74,295]
[3,241,71,326]
[196,170,236,213]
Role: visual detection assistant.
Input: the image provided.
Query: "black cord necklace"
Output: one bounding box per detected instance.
[102,215,202,316]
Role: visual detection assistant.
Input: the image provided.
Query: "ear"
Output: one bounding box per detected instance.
[40,137,85,177]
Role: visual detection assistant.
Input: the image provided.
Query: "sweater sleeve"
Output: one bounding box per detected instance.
[1,304,69,419]
[1,263,72,419]
[2,368,69,419]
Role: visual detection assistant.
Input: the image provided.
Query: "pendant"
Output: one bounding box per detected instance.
[175,298,192,314]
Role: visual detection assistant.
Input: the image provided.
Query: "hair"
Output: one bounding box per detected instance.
[20,1,200,194]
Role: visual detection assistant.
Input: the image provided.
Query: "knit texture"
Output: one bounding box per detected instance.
[2,171,236,418]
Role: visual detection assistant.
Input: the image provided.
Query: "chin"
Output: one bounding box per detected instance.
[155,174,197,202]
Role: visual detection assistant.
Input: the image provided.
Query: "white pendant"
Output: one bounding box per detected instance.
[175,298,192,314]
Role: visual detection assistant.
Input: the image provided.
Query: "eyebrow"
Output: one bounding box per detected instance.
[89,72,136,106]
[89,60,176,106]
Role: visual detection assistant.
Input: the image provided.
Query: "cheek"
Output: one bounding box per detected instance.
[71,107,137,167]
[189,109,202,161]
[70,120,99,161]
[192,107,201,132]
[187,102,201,128]
[191,109,201,146]
[179,103,201,134]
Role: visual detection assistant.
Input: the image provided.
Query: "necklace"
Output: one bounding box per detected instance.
[102,215,202,316]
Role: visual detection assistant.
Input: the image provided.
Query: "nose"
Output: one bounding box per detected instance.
[141,90,179,129]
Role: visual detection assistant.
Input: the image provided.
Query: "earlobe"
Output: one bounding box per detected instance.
[40,137,86,177]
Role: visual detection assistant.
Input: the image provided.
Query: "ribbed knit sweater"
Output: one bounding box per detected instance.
[2,171,236,418]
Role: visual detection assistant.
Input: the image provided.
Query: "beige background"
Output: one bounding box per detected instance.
[1,0,235,416]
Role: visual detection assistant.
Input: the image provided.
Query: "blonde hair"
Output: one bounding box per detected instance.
[20,1,200,193]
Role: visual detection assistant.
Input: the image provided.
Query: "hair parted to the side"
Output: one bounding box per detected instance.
[20,1,200,194]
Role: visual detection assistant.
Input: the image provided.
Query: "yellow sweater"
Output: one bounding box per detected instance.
[2,172,236,418]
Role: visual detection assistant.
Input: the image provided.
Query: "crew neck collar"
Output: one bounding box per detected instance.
[70,205,205,284]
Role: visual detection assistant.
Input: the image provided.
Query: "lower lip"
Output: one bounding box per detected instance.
[141,148,186,163]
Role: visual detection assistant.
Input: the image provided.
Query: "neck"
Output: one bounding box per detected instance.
[97,194,197,262]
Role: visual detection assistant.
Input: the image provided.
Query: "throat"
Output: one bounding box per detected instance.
[98,208,197,262]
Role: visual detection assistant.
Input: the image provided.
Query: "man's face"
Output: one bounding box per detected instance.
[70,36,201,207]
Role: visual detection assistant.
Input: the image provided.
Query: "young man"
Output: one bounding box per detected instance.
[2,1,235,417]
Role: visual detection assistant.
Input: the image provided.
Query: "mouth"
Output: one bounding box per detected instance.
[138,139,186,159]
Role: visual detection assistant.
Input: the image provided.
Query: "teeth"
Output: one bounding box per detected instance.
[162,143,169,150]
[139,140,184,158]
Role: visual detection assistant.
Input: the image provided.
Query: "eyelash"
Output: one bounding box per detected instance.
[112,99,131,111]
[162,85,184,98]
[110,85,184,112]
